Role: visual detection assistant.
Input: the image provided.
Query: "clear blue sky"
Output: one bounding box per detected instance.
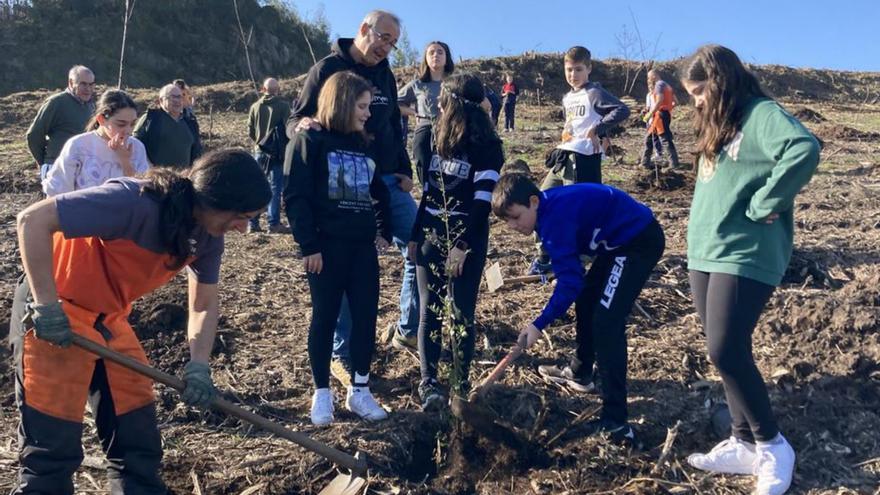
[291,0,879,72]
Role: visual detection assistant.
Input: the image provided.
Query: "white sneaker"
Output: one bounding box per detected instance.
[754,434,795,495]
[345,385,388,421]
[687,436,758,475]
[310,388,334,426]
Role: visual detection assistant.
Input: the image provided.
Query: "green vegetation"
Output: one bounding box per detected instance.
[0,0,331,95]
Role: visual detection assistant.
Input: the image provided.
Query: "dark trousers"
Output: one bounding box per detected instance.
[504,103,516,130]
[536,153,602,263]
[571,220,665,423]
[10,282,165,494]
[688,271,778,443]
[412,125,433,185]
[307,239,379,388]
[416,215,488,394]
[641,111,679,167]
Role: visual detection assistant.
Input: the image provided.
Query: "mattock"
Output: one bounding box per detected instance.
[70,334,368,495]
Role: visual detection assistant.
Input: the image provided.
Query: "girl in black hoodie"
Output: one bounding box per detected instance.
[285,71,392,425]
[407,73,504,410]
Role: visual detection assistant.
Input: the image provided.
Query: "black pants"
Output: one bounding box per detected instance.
[688,271,778,443]
[571,220,665,423]
[411,125,433,185]
[504,103,516,130]
[641,111,679,167]
[10,281,165,494]
[536,153,602,263]
[307,239,379,388]
[416,215,488,394]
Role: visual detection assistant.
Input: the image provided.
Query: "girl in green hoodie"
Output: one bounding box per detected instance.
[681,45,820,495]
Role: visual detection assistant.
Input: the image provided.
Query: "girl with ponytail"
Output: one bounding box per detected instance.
[43,89,149,196]
[10,149,270,491]
[408,73,503,410]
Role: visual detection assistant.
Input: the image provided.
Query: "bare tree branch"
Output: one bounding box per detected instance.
[232,0,258,91]
[117,0,136,88]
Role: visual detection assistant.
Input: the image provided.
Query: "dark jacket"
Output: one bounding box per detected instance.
[284,129,392,256]
[133,108,198,168]
[287,38,411,177]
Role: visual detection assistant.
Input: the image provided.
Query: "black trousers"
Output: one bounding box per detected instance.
[10,281,165,494]
[571,220,665,423]
[688,270,778,443]
[504,103,516,130]
[641,110,679,167]
[416,215,488,394]
[307,239,379,388]
[411,125,433,185]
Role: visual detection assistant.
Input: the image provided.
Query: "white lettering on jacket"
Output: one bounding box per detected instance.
[600,256,627,309]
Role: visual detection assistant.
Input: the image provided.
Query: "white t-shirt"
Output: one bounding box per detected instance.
[558,87,604,156]
[43,131,150,197]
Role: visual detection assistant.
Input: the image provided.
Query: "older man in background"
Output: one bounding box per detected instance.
[134,84,199,168]
[26,65,96,181]
[247,77,290,233]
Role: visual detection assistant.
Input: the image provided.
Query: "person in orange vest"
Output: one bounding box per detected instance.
[640,69,680,169]
[9,149,271,493]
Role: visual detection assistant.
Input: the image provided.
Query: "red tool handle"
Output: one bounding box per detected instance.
[70,334,368,476]
[475,345,524,394]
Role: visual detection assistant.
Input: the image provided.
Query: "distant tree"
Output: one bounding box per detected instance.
[391,27,419,69]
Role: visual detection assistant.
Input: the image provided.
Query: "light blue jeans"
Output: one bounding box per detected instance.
[332,174,419,362]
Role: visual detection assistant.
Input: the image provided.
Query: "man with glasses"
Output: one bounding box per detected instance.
[134,83,199,168]
[26,65,97,181]
[288,9,419,386]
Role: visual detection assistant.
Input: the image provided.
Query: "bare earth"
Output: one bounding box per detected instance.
[0,87,878,494]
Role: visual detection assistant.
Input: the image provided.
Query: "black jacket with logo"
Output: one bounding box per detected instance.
[288,38,411,177]
[284,129,392,256]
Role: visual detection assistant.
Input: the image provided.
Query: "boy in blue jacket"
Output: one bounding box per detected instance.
[492,173,665,444]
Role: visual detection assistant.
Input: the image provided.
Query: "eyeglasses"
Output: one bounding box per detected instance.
[163,94,183,101]
[369,27,398,50]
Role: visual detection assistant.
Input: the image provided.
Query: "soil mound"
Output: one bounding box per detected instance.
[816,124,880,141]
[792,107,827,123]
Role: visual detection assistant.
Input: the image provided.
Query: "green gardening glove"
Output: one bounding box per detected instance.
[181,361,216,408]
[25,301,73,348]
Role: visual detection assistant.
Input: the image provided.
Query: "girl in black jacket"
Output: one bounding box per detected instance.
[285,71,392,425]
[407,73,504,410]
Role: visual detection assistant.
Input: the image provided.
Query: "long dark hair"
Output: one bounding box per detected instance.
[142,149,271,269]
[434,73,499,158]
[680,44,768,162]
[85,89,138,131]
[418,41,454,82]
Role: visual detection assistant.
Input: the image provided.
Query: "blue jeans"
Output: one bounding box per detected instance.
[249,153,284,228]
[40,163,52,182]
[332,174,419,362]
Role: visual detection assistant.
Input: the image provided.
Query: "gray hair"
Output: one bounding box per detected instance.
[159,83,178,98]
[68,65,93,83]
[361,10,400,29]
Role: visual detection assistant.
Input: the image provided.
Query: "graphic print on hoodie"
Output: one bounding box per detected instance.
[328,150,376,204]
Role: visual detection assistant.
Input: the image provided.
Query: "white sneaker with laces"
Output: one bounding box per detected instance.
[310,388,334,426]
[346,385,388,421]
[754,434,795,495]
[687,436,758,475]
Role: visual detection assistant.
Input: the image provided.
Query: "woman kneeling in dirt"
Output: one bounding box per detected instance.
[285,71,393,425]
[10,149,271,493]
[681,45,820,495]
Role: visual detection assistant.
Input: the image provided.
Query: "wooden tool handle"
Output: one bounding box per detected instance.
[476,346,524,392]
[71,334,367,476]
